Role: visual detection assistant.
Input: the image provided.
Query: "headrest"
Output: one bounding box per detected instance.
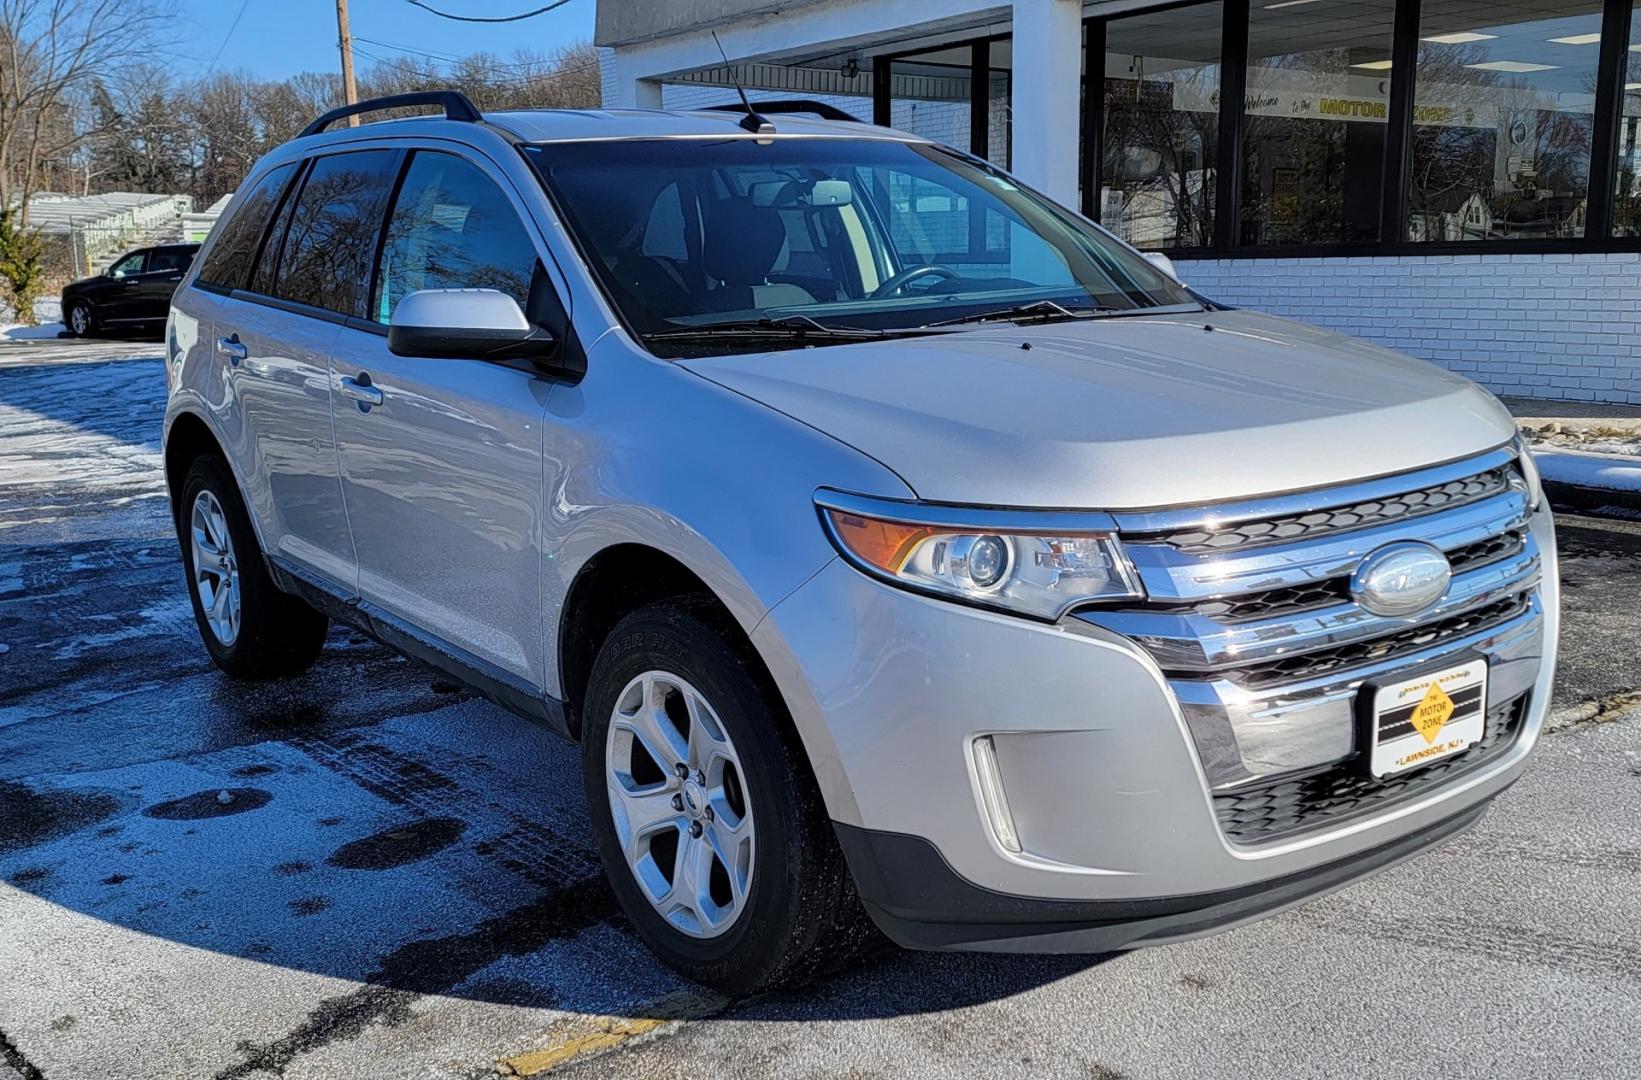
[704,197,788,286]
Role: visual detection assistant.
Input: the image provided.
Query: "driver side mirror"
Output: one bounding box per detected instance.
[1142,251,1183,284]
[387,288,555,361]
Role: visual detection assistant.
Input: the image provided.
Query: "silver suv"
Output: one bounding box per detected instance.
[164,92,1557,993]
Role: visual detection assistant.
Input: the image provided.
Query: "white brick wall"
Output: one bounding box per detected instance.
[1175,253,1641,405]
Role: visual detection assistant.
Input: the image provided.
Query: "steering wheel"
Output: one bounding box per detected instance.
[869,263,962,299]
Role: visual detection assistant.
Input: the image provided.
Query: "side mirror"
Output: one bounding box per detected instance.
[1142,251,1183,284]
[387,288,555,360]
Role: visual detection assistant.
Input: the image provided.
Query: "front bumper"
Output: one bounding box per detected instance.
[752,478,1557,947]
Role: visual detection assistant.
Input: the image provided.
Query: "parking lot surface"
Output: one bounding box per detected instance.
[2,340,1638,1079]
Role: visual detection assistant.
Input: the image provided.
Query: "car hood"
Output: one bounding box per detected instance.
[679,309,1518,509]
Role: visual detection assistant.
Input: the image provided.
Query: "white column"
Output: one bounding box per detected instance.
[608,50,665,108]
[1010,0,1084,207]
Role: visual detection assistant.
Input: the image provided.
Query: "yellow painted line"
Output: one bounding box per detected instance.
[497,991,728,1076]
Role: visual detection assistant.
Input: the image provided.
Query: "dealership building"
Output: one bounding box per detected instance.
[598,0,1641,404]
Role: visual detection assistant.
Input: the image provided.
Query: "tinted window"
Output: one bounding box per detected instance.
[371,151,538,323]
[197,163,295,289]
[108,251,146,277]
[274,150,398,317]
[250,166,304,296]
[148,249,193,273]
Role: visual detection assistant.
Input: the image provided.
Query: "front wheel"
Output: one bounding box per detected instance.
[65,301,95,337]
[581,601,874,993]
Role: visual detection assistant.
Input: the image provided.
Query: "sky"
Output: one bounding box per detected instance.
[169,0,597,82]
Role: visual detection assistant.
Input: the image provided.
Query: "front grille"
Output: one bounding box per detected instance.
[1199,594,1529,690]
[1150,466,1515,553]
[1214,694,1529,845]
[1192,579,1352,622]
[1447,529,1526,573]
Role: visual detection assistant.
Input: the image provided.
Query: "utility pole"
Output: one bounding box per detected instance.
[335,0,360,125]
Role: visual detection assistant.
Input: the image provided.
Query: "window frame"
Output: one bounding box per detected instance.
[1082,0,1641,260]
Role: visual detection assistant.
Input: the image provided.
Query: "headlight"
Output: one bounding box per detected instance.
[1513,433,1544,511]
[817,492,1143,619]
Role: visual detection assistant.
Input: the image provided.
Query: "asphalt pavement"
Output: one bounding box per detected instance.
[2,338,1637,1080]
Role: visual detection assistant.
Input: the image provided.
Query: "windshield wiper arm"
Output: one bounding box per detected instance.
[922,299,1105,328]
[645,315,933,343]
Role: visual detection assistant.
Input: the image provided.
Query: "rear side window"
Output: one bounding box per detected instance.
[371,150,537,323]
[273,149,398,317]
[197,163,295,289]
[148,250,193,273]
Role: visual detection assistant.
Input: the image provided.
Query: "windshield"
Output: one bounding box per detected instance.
[524,138,1199,354]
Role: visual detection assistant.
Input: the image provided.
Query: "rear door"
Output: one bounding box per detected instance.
[207,149,400,586]
[136,247,194,319]
[330,147,552,685]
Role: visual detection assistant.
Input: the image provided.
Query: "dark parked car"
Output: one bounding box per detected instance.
[61,243,200,337]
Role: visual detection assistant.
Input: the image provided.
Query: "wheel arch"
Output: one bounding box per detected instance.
[557,542,753,741]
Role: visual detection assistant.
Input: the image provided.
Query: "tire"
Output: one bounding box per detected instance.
[582,600,876,993]
[177,454,327,679]
[65,301,95,338]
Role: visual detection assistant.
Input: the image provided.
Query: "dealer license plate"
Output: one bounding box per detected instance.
[1366,659,1489,778]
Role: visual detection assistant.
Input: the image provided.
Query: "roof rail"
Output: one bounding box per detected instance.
[300,91,483,138]
[704,100,861,124]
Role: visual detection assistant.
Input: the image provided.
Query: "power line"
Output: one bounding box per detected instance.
[404,0,579,23]
[203,0,252,76]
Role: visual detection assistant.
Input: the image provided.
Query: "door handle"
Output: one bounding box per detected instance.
[216,335,247,365]
[339,373,384,408]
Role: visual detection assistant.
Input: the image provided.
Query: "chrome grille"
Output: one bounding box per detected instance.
[1078,447,1546,836]
[1211,594,1530,690]
[1145,466,1515,553]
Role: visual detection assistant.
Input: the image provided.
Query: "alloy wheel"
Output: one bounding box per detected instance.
[605,670,755,938]
[69,305,89,335]
[190,489,240,646]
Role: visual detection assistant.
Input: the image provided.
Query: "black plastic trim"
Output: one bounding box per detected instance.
[266,556,569,736]
[705,99,861,123]
[833,800,1493,951]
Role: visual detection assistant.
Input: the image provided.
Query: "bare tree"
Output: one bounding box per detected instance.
[0,0,163,319]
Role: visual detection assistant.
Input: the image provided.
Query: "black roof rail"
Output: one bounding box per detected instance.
[704,99,861,124]
[300,91,483,138]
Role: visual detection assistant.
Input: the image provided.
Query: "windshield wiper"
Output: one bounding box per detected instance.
[922,299,1107,328]
[645,315,929,343]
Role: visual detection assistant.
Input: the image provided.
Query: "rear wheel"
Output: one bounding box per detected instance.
[581,600,874,993]
[65,301,94,337]
[178,454,327,678]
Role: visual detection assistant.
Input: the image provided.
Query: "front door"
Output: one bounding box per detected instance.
[101,250,148,321]
[331,148,553,685]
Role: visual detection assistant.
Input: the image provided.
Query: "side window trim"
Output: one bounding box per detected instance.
[245,157,312,299]
[364,150,419,324]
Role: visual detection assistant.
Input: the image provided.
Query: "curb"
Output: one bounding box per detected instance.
[1531,447,1641,520]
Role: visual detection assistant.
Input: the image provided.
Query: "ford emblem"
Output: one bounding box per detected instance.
[1351,542,1452,617]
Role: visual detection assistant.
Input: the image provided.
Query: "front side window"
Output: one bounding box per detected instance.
[273,149,398,316]
[1409,2,1602,243]
[197,163,295,290]
[372,150,539,323]
[528,138,1195,355]
[108,252,146,278]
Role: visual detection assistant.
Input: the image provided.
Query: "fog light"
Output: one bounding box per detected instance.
[971,735,1022,853]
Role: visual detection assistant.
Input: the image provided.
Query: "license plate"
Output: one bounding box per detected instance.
[1365,659,1489,778]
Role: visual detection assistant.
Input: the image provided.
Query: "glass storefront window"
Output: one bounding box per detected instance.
[1241,0,1396,246]
[1409,2,1603,243]
[1616,4,1641,236]
[1102,2,1224,250]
